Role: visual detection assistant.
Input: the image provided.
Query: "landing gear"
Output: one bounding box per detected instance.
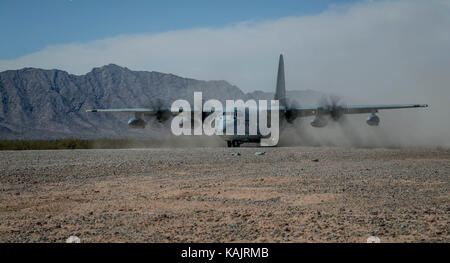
[227,141,241,147]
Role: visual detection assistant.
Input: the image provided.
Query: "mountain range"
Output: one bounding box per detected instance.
[0,64,323,140]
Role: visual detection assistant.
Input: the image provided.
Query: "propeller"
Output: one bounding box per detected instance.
[317,95,346,122]
[284,97,301,124]
[147,98,172,123]
[279,97,319,146]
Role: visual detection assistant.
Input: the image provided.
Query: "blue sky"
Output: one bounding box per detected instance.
[0,0,360,59]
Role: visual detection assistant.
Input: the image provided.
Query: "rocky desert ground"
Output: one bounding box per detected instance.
[0,146,448,242]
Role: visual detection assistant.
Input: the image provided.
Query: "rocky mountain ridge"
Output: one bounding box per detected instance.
[0,64,322,139]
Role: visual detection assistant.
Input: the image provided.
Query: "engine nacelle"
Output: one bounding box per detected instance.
[366,113,380,126]
[310,116,328,127]
[128,118,146,129]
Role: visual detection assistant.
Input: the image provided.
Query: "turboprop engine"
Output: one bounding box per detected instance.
[310,96,345,128]
[155,109,172,122]
[310,115,328,127]
[366,113,380,126]
[128,118,146,129]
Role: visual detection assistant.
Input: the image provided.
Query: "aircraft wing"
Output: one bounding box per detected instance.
[86,108,186,116]
[87,108,154,113]
[340,104,428,114]
[87,104,428,115]
[288,104,428,116]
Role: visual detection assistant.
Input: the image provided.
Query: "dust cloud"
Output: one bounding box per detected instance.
[279,92,449,148]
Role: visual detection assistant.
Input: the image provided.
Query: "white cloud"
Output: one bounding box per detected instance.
[1,0,450,146]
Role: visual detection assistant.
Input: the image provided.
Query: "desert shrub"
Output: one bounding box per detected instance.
[0,138,156,150]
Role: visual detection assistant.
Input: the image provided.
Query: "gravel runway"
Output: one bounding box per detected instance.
[0,146,449,242]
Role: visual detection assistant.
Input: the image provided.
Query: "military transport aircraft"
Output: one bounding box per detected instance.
[87,54,428,147]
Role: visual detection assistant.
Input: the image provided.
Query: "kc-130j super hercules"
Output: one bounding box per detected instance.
[87,54,428,147]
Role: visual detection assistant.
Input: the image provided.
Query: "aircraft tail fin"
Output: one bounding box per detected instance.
[274,54,286,108]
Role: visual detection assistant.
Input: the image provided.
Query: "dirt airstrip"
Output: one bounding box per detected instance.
[0,146,448,242]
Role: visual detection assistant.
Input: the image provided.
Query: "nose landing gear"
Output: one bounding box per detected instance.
[227,141,241,147]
